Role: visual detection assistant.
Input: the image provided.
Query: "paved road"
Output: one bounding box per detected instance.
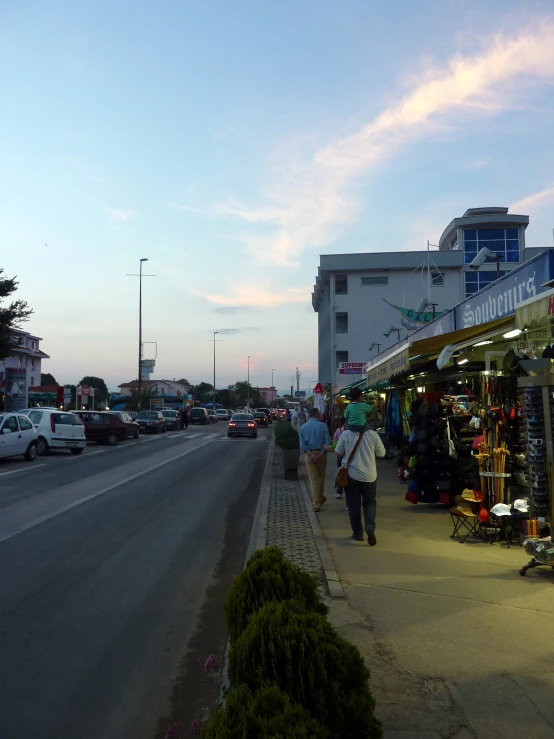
[0,424,270,739]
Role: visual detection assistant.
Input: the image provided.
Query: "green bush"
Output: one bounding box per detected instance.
[274,420,299,450]
[200,683,329,738]
[225,547,327,642]
[228,600,382,739]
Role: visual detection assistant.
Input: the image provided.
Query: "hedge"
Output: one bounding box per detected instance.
[228,600,382,739]
[200,683,329,738]
[225,546,328,643]
[273,420,299,450]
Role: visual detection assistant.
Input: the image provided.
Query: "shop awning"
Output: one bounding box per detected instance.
[515,288,554,330]
[338,378,366,395]
[410,316,514,357]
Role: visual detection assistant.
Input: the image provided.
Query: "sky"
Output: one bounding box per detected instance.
[2,0,554,393]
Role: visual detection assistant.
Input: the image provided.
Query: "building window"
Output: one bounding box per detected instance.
[465,270,508,297]
[361,276,389,286]
[335,274,348,294]
[463,228,520,265]
[31,359,35,369]
[335,312,348,333]
[336,351,349,367]
[31,376,35,386]
[431,270,444,286]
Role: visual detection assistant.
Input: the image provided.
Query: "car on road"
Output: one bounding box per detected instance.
[135,410,166,434]
[253,411,269,428]
[23,409,86,455]
[206,409,218,424]
[216,409,229,422]
[190,408,209,425]
[109,411,140,439]
[256,408,272,424]
[0,412,38,461]
[227,413,258,438]
[160,409,180,430]
[76,411,134,445]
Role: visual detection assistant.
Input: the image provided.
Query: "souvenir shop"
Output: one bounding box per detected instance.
[364,286,554,575]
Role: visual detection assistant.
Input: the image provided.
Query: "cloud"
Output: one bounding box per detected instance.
[463,156,491,169]
[511,184,554,213]
[178,21,554,266]
[216,327,262,335]
[213,306,256,315]
[204,286,310,308]
[103,206,137,222]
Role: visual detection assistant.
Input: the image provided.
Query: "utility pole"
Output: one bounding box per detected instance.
[271,368,275,405]
[296,367,301,393]
[208,332,220,409]
[247,356,251,409]
[127,258,155,410]
[290,375,294,398]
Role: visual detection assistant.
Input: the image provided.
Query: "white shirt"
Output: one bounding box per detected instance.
[335,429,386,483]
[291,409,299,419]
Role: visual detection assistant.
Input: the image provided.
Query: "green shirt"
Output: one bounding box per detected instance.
[344,401,372,427]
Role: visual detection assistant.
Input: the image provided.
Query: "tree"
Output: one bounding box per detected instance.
[0,269,33,360]
[193,381,214,403]
[125,386,157,411]
[176,378,190,386]
[41,373,57,385]
[229,381,263,408]
[79,376,109,403]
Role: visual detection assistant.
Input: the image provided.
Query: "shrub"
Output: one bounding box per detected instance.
[225,547,327,642]
[200,683,329,738]
[274,420,299,450]
[228,600,382,739]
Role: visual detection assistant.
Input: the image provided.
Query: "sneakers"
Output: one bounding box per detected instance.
[367,531,377,546]
[335,491,342,499]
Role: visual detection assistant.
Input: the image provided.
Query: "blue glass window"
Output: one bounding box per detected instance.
[463,227,520,264]
[465,270,508,297]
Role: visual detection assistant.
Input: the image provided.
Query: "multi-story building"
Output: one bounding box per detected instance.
[312,206,532,391]
[118,379,191,397]
[0,328,50,389]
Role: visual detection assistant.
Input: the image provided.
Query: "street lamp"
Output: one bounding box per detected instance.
[271,368,275,405]
[212,331,219,409]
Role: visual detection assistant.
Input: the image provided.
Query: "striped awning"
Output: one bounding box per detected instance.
[515,288,554,329]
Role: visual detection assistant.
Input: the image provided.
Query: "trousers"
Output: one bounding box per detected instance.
[305,453,327,508]
[345,476,377,537]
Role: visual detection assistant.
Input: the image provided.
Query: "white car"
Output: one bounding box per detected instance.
[0,412,38,461]
[216,409,229,422]
[23,409,86,456]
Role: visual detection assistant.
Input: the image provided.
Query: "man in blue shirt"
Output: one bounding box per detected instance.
[299,408,331,511]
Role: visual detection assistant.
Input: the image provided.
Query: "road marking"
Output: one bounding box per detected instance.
[0,464,47,478]
[0,437,217,545]
[217,436,268,441]
[168,433,181,438]
[66,449,106,459]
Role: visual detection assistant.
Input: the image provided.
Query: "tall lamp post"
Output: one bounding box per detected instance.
[127,258,155,411]
[247,356,251,409]
[271,368,275,405]
[208,331,219,408]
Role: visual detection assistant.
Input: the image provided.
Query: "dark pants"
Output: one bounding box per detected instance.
[345,476,377,538]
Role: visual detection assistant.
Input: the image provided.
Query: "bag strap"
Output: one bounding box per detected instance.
[344,432,364,469]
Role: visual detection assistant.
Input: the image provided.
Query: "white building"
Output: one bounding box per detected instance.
[118,379,190,397]
[0,328,50,390]
[312,207,531,392]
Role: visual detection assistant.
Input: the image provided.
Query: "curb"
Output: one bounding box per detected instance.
[299,460,346,599]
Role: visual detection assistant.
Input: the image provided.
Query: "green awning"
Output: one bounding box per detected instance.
[338,378,367,395]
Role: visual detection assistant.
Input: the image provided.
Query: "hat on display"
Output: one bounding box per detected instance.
[513,499,529,513]
[462,489,483,503]
[491,503,512,517]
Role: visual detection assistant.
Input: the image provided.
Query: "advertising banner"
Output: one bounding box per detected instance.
[366,348,409,387]
[5,367,28,412]
[387,302,447,325]
[338,361,365,375]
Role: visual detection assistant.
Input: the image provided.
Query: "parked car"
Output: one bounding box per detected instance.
[0,412,38,461]
[109,411,140,439]
[23,409,86,455]
[160,409,180,430]
[253,411,269,428]
[76,411,131,445]
[256,408,272,424]
[190,407,209,425]
[206,409,218,423]
[227,413,258,439]
[216,409,229,422]
[135,410,166,434]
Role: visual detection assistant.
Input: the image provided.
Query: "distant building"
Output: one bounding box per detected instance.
[312,206,539,392]
[256,386,278,405]
[118,379,190,397]
[0,328,50,390]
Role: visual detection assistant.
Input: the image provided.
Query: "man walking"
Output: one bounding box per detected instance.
[333,426,386,545]
[291,406,299,430]
[299,408,331,512]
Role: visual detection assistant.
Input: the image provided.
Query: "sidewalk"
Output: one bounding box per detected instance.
[264,444,554,738]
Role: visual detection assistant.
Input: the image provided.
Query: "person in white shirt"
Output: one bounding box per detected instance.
[290,407,299,430]
[331,428,386,545]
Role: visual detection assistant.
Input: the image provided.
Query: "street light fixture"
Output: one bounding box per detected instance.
[208,331,220,409]
[127,258,155,410]
[271,368,275,405]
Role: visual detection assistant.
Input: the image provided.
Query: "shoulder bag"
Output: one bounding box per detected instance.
[335,432,364,488]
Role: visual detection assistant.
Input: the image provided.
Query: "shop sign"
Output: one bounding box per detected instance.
[5,367,28,412]
[338,362,365,375]
[456,251,554,329]
[387,302,447,324]
[366,348,409,386]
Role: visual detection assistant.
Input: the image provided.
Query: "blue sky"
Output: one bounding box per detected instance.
[2,0,554,392]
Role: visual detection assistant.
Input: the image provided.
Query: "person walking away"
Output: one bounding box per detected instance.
[179,407,185,430]
[344,387,373,433]
[331,425,386,545]
[291,407,299,430]
[332,421,347,498]
[183,403,190,430]
[285,408,292,422]
[299,408,331,512]
[297,405,306,430]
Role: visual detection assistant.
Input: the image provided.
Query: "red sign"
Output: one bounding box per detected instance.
[81,385,91,396]
[57,387,64,405]
[314,382,323,394]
